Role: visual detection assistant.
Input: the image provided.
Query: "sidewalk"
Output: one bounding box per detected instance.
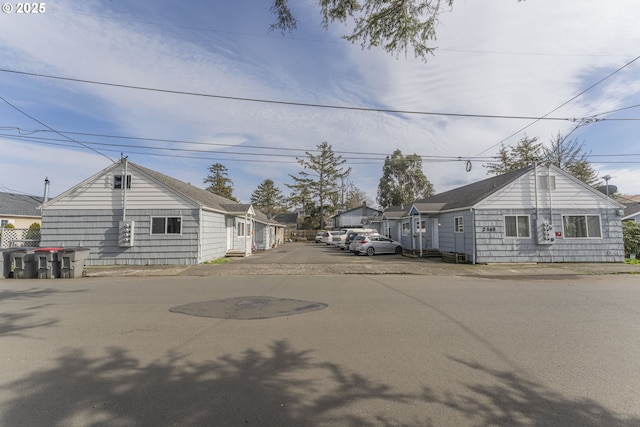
[83,258,640,278]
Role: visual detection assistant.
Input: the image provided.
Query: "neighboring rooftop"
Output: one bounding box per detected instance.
[0,192,43,217]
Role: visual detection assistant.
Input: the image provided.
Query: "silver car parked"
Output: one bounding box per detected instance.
[350,234,404,256]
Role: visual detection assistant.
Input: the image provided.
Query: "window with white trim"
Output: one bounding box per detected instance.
[402,222,411,236]
[151,217,182,234]
[114,175,131,189]
[238,221,245,237]
[454,216,464,233]
[562,215,602,238]
[537,175,556,190]
[504,215,530,238]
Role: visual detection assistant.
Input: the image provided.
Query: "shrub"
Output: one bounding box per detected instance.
[622,221,640,258]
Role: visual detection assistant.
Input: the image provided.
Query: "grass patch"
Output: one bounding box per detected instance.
[625,257,640,265]
[204,257,232,265]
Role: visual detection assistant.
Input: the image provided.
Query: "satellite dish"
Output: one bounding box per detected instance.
[597,185,617,195]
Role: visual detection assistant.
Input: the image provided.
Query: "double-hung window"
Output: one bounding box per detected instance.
[151,217,182,235]
[454,217,464,233]
[504,215,530,238]
[562,215,602,238]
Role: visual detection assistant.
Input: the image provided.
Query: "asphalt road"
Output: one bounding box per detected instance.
[1,271,639,426]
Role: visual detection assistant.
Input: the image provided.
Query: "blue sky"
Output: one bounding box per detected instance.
[1,0,639,204]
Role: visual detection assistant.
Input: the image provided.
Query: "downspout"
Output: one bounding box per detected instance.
[244,212,248,256]
[198,207,203,263]
[418,213,423,257]
[533,163,539,221]
[471,208,476,265]
[122,158,128,222]
[547,165,553,222]
[547,165,554,263]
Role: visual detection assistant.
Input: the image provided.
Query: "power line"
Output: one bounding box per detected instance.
[0,68,619,122]
[0,127,497,161]
[472,54,640,158]
[3,132,640,166]
[0,96,114,162]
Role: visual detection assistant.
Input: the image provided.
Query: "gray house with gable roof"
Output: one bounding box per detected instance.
[382,164,625,263]
[40,160,283,265]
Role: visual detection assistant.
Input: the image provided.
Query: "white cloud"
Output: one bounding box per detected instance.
[1,0,639,203]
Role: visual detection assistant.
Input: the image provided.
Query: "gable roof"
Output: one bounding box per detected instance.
[42,160,253,215]
[133,163,250,214]
[622,202,640,220]
[381,204,411,220]
[0,192,43,218]
[410,166,534,213]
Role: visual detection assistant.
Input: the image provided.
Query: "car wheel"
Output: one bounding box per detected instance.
[395,246,403,255]
[366,247,375,256]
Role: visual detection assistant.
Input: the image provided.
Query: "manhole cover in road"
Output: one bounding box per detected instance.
[169,296,328,320]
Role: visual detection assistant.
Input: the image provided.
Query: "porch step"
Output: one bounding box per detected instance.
[442,252,467,263]
[226,250,247,257]
[424,249,442,258]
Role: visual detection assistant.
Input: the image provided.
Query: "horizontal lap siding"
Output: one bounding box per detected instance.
[474,208,624,263]
[437,212,473,256]
[41,209,201,265]
[199,211,226,263]
[48,169,196,210]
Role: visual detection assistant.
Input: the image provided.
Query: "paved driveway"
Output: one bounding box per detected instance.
[1,273,639,426]
[82,242,640,277]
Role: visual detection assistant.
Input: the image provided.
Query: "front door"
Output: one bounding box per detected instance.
[431,218,439,249]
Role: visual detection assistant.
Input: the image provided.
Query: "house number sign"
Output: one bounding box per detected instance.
[481,227,497,232]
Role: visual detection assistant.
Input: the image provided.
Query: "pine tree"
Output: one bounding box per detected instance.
[545,132,598,186]
[203,163,238,202]
[250,179,287,218]
[286,142,351,229]
[485,136,543,176]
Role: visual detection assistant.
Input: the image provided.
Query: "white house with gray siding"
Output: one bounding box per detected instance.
[383,164,625,263]
[40,160,281,265]
[329,204,383,230]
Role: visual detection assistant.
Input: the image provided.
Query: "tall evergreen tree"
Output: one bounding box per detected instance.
[286,142,351,229]
[545,132,598,186]
[485,133,598,186]
[270,0,454,61]
[203,163,238,202]
[485,136,543,176]
[250,179,287,218]
[376,149,435,209]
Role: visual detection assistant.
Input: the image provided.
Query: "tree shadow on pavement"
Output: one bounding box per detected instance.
[2,340,425,426]
[422,357,639,427]
[0,287,69,337]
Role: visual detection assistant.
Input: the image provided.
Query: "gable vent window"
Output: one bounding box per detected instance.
[114,175,132,189]
[537,175,556,190]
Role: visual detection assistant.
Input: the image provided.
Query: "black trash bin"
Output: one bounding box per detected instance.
[11,248,38,279]
[35,247,64,279]
[59,248,91,278]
